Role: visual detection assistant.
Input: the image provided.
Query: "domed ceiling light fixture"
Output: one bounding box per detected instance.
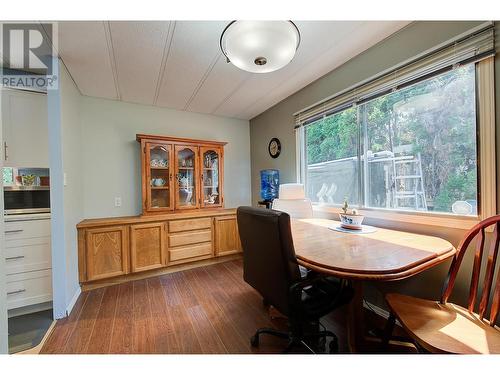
[220,21,301,74]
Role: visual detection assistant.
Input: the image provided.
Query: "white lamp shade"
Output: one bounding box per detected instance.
[221,21,300,73]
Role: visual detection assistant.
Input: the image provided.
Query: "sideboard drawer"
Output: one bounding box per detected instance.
[169,242,213,262]
[6,269,52,310]
[168,229,212,248]
[168,217,212,233]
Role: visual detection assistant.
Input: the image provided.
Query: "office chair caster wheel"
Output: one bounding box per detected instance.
[250,334,259,347]
[329,337,339,353]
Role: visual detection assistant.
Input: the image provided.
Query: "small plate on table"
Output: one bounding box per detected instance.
[329,224,377,234]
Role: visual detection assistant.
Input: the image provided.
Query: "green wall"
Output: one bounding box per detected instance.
[249,21,499,317]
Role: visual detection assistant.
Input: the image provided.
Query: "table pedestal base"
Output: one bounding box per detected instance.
[347,280,365,352]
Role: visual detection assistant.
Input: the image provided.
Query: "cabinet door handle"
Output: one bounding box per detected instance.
[3,141,7,161]
[5,229,23,234]
[7,289,26,295]
[6,255,25,261]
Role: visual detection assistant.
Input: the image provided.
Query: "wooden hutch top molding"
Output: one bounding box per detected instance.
[136,133,228,147]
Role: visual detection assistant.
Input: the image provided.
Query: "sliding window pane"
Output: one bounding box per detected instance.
[305,107,359,205]
[362,64,477,215]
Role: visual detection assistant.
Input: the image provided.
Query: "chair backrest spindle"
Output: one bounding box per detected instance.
[478,223,500,320]
[490,271,500,324]
[441,226,479,304]
[467,228,485,311]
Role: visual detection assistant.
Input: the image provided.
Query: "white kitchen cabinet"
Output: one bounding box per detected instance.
[1,89,48,167]
[6,269,52,310]
[3,218,52,310]
[5,241,51,275]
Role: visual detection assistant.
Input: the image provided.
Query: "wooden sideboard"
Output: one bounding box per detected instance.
[77,208,241,284]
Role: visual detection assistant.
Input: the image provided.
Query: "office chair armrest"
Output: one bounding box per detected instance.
[288,274,331,302]
[289,275,352,312]
[289,274,324,292]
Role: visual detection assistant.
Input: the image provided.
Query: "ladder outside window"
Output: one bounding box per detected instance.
[392,152,427,211]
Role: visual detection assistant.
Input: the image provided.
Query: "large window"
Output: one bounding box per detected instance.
[303,64,479,216]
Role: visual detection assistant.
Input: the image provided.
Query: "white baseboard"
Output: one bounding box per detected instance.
[65,286,81,317]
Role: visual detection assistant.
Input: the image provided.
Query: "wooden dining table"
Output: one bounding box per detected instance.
[290,218,456,352]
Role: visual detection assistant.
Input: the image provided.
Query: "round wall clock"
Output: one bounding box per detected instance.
[268,138,281,159]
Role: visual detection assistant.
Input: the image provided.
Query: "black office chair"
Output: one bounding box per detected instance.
[236,206,353,353]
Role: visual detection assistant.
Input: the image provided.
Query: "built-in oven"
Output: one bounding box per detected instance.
[4,186,51,215]
[3,167,51,215]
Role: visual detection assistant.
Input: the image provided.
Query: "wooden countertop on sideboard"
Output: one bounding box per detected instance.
[77,208,237,228]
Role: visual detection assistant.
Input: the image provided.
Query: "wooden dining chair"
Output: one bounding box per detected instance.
[383,215,500,354]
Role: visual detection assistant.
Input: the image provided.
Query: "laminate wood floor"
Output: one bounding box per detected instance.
[40,259,409,354]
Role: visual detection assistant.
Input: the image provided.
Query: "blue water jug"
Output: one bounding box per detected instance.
[260,169,279,201]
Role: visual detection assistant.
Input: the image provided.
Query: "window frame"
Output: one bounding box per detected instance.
[296,57,496,230]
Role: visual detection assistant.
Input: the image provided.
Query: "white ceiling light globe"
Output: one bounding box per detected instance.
[220,21,300,74]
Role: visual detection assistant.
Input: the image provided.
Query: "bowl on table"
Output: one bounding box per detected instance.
[339,213,365,230]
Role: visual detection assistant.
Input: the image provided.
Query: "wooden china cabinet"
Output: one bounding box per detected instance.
[137,134,226,214]
[77,135,240,286]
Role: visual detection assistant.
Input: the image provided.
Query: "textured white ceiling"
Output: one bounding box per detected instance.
[57,21,409,120]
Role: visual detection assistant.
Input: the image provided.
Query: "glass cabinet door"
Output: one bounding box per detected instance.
[146,143,172,211]
[174,145,199,209]
[200,147,222,207]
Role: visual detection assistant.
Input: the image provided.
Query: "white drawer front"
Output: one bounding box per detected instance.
[4,219,51,241]
[5,242,52,275]
[6,269,52,310]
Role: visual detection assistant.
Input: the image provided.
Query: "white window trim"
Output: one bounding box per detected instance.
[297,57,496,230]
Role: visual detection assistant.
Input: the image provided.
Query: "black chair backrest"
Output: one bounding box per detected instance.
[236,206,302,316]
